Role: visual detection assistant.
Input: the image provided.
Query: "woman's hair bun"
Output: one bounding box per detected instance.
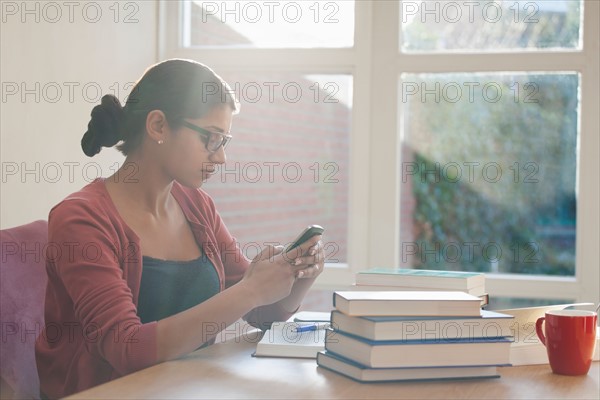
[81,94,124,157]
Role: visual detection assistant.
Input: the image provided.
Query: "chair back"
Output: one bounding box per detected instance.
[1,220,48,399]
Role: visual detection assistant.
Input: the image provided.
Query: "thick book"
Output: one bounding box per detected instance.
[253,322,325,359]
[330,309,514,341]
[333,291,482,317]
[355,268,485,290]
[324,329,512,368]
[316,351,501,382]
[351,283,486,297]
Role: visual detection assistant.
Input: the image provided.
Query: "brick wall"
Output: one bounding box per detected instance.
[188,3,351,263]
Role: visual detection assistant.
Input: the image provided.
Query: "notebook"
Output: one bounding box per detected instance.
[253,321,326,359]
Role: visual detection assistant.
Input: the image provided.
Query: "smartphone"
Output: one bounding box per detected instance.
[285,225,324,253]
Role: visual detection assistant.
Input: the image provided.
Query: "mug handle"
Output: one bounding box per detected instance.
[535,316,546,346]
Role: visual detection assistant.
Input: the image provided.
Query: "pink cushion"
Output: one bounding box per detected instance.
[1,220,48,399]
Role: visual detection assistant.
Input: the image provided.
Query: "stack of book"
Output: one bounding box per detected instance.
[353,268,489,306]
[317,291,514,382]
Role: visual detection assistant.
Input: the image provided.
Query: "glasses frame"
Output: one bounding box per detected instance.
[180,120,232,153]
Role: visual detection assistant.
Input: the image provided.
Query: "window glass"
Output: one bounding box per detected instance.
[185,0,355,48]
[399,72,579,276]
[400,0,582,52]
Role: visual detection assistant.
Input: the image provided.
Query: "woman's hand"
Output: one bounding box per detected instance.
[241,245,297,307]
[285,235,324,280]
[241,235,324,307]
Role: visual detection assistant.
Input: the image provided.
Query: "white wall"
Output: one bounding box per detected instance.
[1,1,158,228]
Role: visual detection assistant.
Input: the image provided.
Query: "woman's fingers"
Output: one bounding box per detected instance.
[283,235,322,263]
[251,244,283,264]
[290,240,323,265]
[290,241,325,279]
[295,264,322,279]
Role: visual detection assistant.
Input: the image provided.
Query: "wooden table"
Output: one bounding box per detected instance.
[68,329,600,400]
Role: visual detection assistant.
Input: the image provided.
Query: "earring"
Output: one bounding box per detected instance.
[157,140,164,145]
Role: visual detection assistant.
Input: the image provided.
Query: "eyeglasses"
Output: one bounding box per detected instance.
[180,120,232,153]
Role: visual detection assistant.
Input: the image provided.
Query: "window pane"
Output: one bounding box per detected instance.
[202,72,352,263]
[186,0,355,48]
[399,72,578,276]
[400,0,582,52]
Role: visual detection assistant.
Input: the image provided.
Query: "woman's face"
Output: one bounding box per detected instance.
[163,105,233,188]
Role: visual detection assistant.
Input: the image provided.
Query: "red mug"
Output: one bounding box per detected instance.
[536,309,597,376]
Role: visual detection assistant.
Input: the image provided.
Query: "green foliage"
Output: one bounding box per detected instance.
[407,74,577,276]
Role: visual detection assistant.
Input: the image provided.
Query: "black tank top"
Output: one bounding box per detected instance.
[137,255,220,324]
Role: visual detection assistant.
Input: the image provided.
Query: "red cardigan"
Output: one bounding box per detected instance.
[35,179,286,398]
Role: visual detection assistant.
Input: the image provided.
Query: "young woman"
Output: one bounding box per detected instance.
[35,59,324,398]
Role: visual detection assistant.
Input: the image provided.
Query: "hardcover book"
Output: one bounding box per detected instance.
[324,329,512,368]
[333,291,482,317]
[330,309,514,341]
[355,268,485,290]
[317,351,501,382]
[351,283,487,297]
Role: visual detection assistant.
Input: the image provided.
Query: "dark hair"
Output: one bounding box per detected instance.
[81,59,239,157]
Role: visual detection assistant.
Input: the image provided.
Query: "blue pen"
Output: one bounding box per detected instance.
[295,322,330,333]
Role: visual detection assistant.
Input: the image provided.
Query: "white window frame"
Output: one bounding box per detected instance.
[159,1,599,304]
